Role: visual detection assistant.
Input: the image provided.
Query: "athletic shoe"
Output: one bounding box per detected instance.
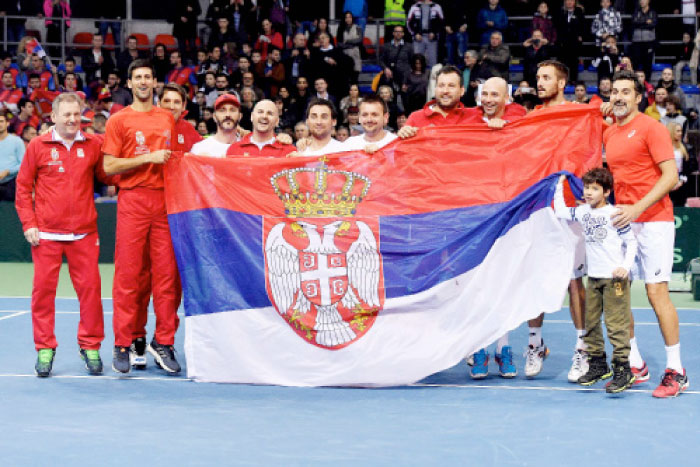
[35,348,55,377]
[567,349,589,383]
[465,354,475,366]
[606,360,635,394]
[79,348,103,375]
[130,337,147,370]
[148,338,181,374]
[495,346,517,378]
[631,361,650,385]
[524,342,549,378]
[112,346,131,374]
[469,348,489,379]
[652,368,689,398]
[578,355,612,386]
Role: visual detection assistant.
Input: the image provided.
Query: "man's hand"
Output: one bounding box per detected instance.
[296,137,312,151]
[24,228,40,246]
[612,267,629,280]
[384,68,393,80]
[559,174,567,183]
[148,149,171,164]
[237,126,251,138]
[397,125,418,139]
[600,102,613,116]
[0,169,9,181]
[487,118,506,129]
[364,144,379,154]
[611,204,642,228]
[276,133,293,145]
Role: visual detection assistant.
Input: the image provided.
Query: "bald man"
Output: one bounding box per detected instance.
[226,100,296,158]
[463,77,527,127]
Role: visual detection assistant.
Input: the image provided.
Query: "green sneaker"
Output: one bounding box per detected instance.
[79,348,103,375]
[35,348,55,377]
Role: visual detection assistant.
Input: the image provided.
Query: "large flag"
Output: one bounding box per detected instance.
[164,104,602,386]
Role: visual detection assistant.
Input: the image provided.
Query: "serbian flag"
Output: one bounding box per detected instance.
[164,104,602,387]
[25,38,46,58]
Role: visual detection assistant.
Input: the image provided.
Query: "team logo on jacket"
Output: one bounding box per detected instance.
[177,134,184,145]
[135,131,146,146]
[77,148,84,158]
[264,165,384,350]
[134,130,149,155]
[51,148,59,161]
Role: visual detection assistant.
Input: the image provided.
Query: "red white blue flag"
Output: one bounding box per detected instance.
[164,104,602,386]
[25,38,46,58]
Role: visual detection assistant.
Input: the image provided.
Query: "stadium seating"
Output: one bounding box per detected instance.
[154,34,178,52]
[130,33,150,50]
[72,32,93,50]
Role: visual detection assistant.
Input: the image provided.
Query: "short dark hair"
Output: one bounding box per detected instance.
[537,59,569,81]
[2,70,12,78]
[666,93,681,109]
[127,59,155,80]
[160,82,187,102]
[613,69,644,95]
[598,76,611,85]
[574,80,586,89]
[306,97,337,120]
[64,56,75,63]
[19,97,32,109]
[359,94,388,114]
[582,167,614,192]
[28,73,40,81]
[436,65,463,86]
[0,109,9,120]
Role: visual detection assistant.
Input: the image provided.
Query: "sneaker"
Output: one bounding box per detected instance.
[148,338,181,374]
[495,346,517,378]
[578,354,612,386]
[112,346,131,374]
[631,361,650,385]
[130,337,147,370]
[469,348,489,379]
[465,354,475,366]
[524,342,549,378]
[567,349,589,383]
[35,348,55,377]
[606,360,635,394]
[79,348,103,375]
[652,368,689,398]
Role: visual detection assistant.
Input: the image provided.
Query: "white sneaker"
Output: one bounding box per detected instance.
[567,349,589,383]
[524,343,549,378]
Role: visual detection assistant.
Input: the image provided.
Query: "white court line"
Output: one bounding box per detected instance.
[0,311,29,321]
[411,382,700,395]
[0,373,191,381]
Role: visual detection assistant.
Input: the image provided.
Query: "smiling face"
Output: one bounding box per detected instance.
[160,89,185,121]
[611,78,641,119]
[359,101,388,137]
[128,67,155,103]
[251,100,279,135]
[306,104,335,140]
[52,99,82,141]
[435,72,464,110]
[480,78,508,119]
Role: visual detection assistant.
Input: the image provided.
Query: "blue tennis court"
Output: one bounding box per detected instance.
[1,273,699,465]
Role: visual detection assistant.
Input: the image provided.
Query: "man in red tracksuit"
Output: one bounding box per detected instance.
[125,82,202,371]
[102,59,182,375]
[15,92,110,377]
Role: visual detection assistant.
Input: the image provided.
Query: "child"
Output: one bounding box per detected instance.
[554,169,638,393]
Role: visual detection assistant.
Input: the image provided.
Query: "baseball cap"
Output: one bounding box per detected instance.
[214,93,240,109]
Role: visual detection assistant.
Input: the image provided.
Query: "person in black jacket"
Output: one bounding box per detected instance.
[554,0,585,83]
[170,0,201,59]
[82,33,116,86]
[522,29,554,87]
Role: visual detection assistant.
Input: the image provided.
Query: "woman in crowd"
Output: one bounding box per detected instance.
[337,11,363,84]
[152,43,170,83]
[402,53,429,114]
[532,1,556,45]
[667,121,694,207]
[339,83,362,123]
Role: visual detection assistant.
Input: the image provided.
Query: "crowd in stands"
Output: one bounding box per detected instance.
[1,0,700,204]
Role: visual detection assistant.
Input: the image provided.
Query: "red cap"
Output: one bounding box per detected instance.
[97,87,111,101]
[214,93,240,109]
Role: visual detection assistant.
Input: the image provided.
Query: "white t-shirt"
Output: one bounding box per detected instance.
[343,131,398,151]
[301,138,346,156]
[190,136,236,158]
[553,181,637,279]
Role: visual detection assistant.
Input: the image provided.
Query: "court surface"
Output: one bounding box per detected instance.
[0,263,698,465]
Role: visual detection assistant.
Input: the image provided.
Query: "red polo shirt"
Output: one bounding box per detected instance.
[461,103,527,124]
[226,133,295,158]
[405,100,473,127]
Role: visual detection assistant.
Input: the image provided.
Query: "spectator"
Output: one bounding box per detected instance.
[384,0,407,39]
[461,50,479,107]
[343,0,368,36]
[0,109,24,201]
[116,35,148,80]
[442,1,469,65]
[477,0,508,45]
[674,31,696,84]
[533,1,557,45]
[402,53,430,113]
[311,32,348,98]
[98,1,125,48]
[59,71,78,92]
[239,86,257,130]
[11,98,40,136]
[597,76,612,102]
[313,76,336,108]
[58,57,84,92]
[0,0,27,55]
[200,71,218,107]
[378,25,413,89]
[339,83,362,123]
[523,29,554,88]
[165,50,198,93]
[635,68,653,112]
[667,121,692,206]
[336,125,350,141]
[572,80,589,103]
[284,33,311,85]
[170,0,201,58]
[555,0,585,83]
[294,120,309,141]
[196,120,209,136]
[660,94,687,130]
[630,0,657,79]
[592,35,622,81]
[289,0,316,36]
[0,70,23,113]
[476,31,510,82]
[241,71,265,100]
[310,17,334,47]
[407,0,444,68]
[152,43,170,83]
[677,0,697,35]
[591,0,623,46]
[82,33,115,87]
[658,67,686,109]
[378,84,402,130]
[289,75,311,122]
[43,0,71,58]
[26,54,57,91]
[337,12,363,83]
[255,47,285,97]
[644,85,668,120]
[254,18,284,61]
[208,16,237,51]
[21,124,37,147]
[200,45,230,77]
[106,70,132,106]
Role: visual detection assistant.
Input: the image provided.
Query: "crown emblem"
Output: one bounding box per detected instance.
[270,164,371,218]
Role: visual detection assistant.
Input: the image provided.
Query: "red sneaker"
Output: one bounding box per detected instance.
[652,369,689,398]
[631,361,650,385]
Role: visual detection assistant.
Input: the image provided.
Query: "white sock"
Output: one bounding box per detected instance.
[496,333,509,354]
[576,329,586,351]
[528,327,542,347]
[629,337,644,368]
[665,343,683,373]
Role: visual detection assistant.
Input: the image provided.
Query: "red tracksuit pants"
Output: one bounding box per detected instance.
[31,232,104,350]
[112,187,181,347]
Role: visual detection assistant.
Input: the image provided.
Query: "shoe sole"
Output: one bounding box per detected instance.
[579,371,613,386]
[499,372,517,378]
[632,374,650,385]
[147,345,181,374]
[34,369,51,378]
[606,376,636,394]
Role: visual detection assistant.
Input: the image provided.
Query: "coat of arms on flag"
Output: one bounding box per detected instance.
[264,165,384,349]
